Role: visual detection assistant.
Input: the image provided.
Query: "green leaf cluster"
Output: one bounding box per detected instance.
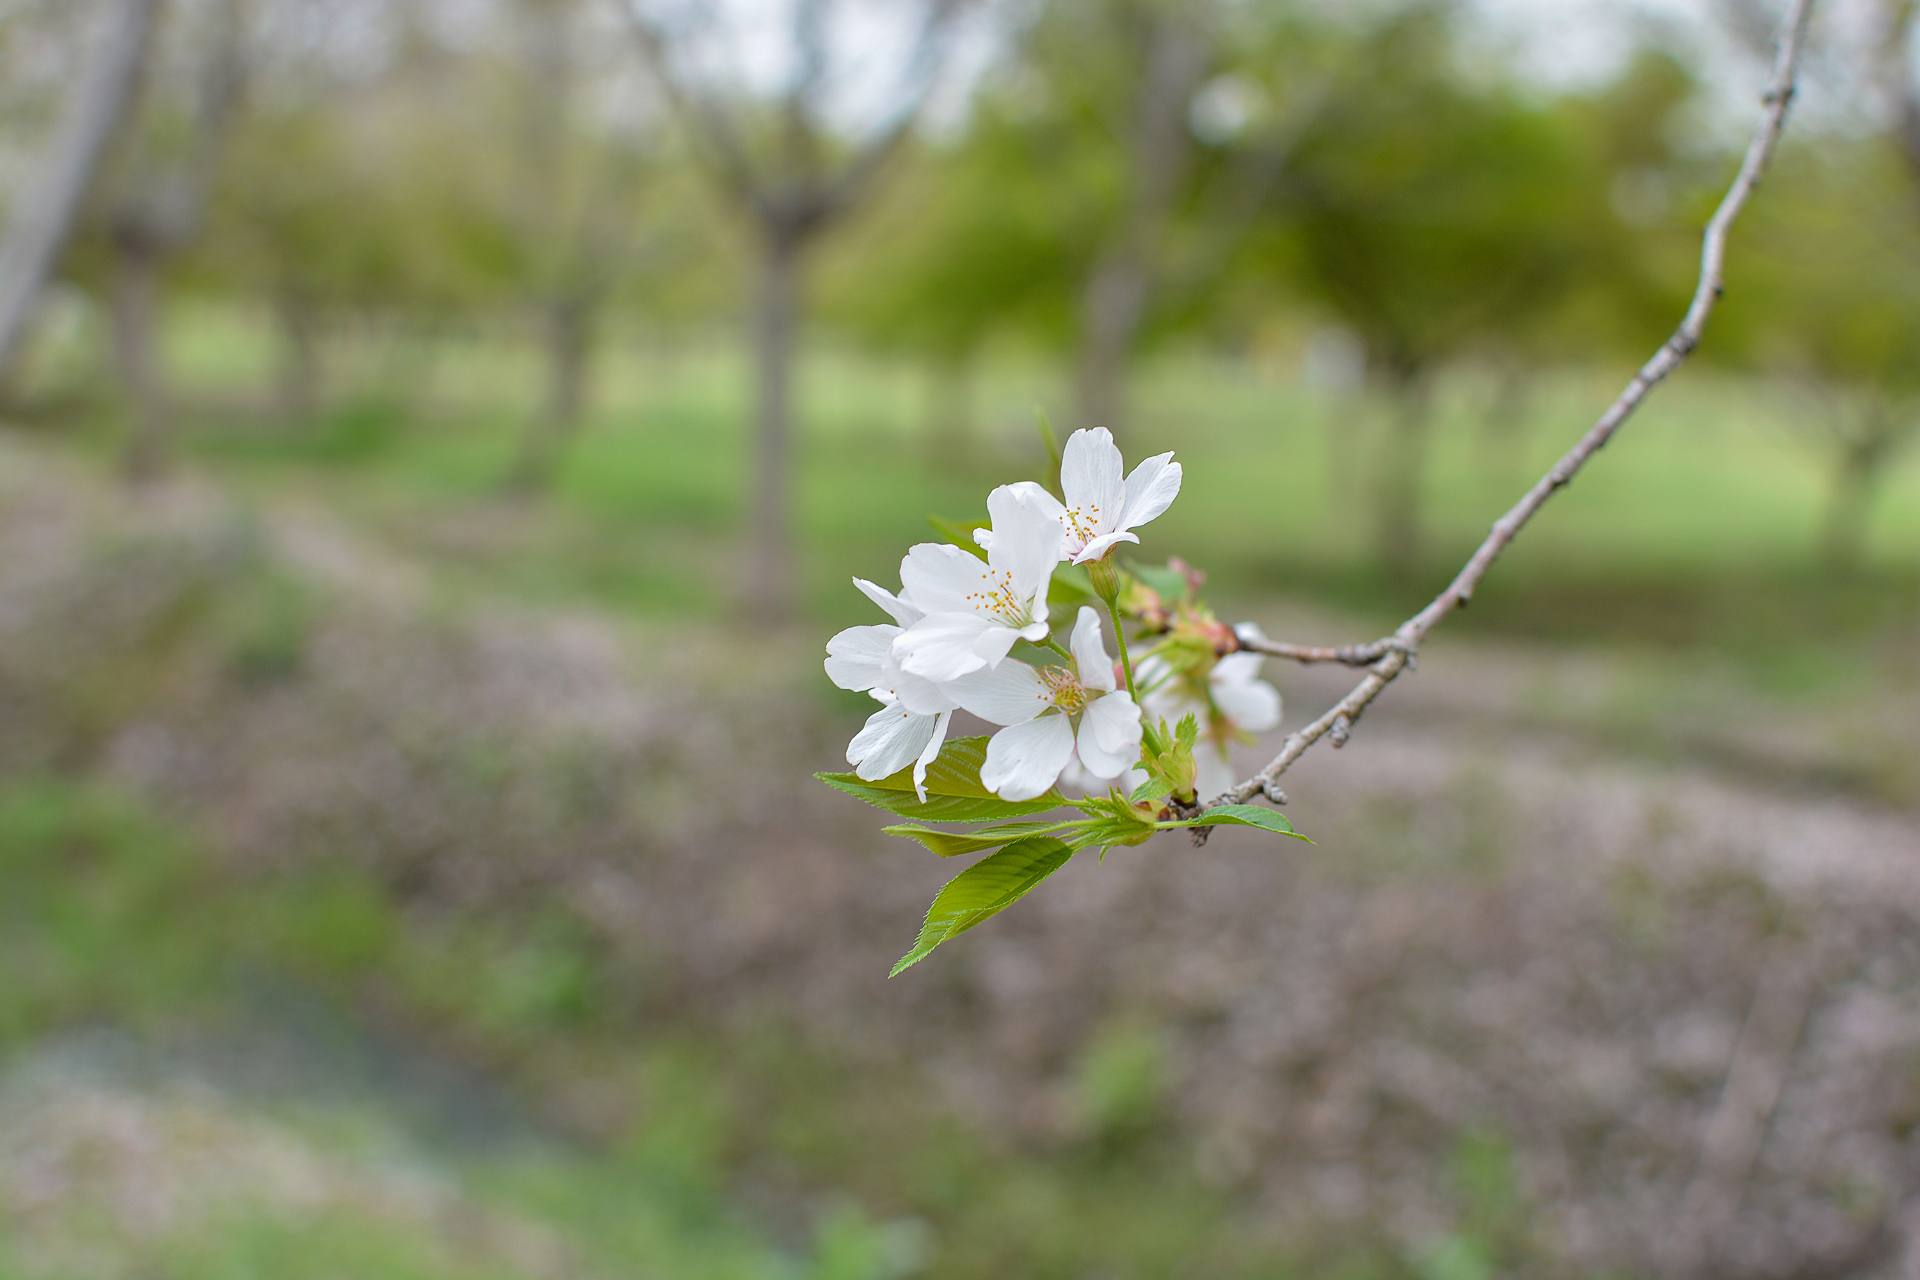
[819,737,1308,975]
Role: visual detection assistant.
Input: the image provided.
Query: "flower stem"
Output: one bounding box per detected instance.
[1042,636,1073,661]
[1108,595,1165,756]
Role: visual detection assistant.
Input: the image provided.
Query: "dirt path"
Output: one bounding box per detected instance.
[3,439,1918,1277]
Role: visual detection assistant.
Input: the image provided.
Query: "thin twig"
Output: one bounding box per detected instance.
[1236,632,1408,667]
[1209,0,1817,812]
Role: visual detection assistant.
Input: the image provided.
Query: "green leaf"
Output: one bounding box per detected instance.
[890,837,1074,977]
[1172,713,1200,750]
[927,515,987,560]
[1125,560,1190,602]
[1128,775,1174,804]
[1047,564,1096,610]
[817,737,1066,822]
[883,819,1079,857]
[1171,804,1312,842]
[1035,407,1062,479]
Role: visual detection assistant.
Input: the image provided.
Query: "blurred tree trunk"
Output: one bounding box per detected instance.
[273,286,322,426]
[1479,362,1534,457]
[113,241,166,482]
[0,0,161,388]
[1821,452,1879,574]
[923,353,976,469]
[748,229,803,618]
[110,0,248,480]
[504,294,596,496]
[1075,260,1149,438]
[1071,17,1204,440]
[1373,370,1433,583]
[626,0,961,622]
[1819,405,1912,573]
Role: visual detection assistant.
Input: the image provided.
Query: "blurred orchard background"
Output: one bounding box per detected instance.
[0,0,1916,1275]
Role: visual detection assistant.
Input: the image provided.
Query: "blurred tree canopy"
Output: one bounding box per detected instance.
[1,0,1912,587]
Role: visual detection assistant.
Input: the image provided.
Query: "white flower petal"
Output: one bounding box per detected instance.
[1060,428,1126,534]
[1070,530,1140,565]
[853,577,920,627]
[1069,606,1115,692]
[980,711,1077,801]
[947,660,1051,726]
[1213,676,1282,733]
[848,703,938,781]
[972,483,1065,555]
[987,483,1067,596]
[910,710,954,802]
[1211,651,1265,686]
[1089,689,1143,751]
[1120,452,1181,530]
[824,624,897,693]
[891,666,955,715]
[893,612,996,682]
[899,542,989,616]
[1075,691,1143,778]
[970,621,1024,669]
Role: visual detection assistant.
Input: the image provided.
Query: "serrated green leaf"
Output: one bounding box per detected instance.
[1173,713,1200,748]
[928,515,988,559]
[890,837,1074,976]
[883,819,1082,857]
[1129,775,1174,804]
[817,737,1066,821]
[1075,817,1156,852]
[1170,804,1312,842]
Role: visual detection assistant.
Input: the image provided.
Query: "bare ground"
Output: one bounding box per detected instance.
[1,439,1917,1277]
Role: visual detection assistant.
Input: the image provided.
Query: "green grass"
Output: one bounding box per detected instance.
[0,777,1442,1279]
[29,304,1920,670]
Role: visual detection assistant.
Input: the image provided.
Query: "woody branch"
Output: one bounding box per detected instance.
[1206,0,1817,815]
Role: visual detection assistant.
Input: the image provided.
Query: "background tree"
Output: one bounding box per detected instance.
[622,0,970,620]
[498,0,664,496]
[1722,142,1920,571]
[1261,4,1654,579]
[823,103,1074,465]
[0,0,159,385]
[1058,0,1210,441]
[102,0,248,480]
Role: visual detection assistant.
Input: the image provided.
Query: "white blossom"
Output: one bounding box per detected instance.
[983,427,1182,566]
[824,578,955,800]
[891,484,1064,684]
[945,607,1143,801]
[1137,624,1282,798]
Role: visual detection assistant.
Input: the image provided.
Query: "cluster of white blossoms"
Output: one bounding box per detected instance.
[827,427,1283,807]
